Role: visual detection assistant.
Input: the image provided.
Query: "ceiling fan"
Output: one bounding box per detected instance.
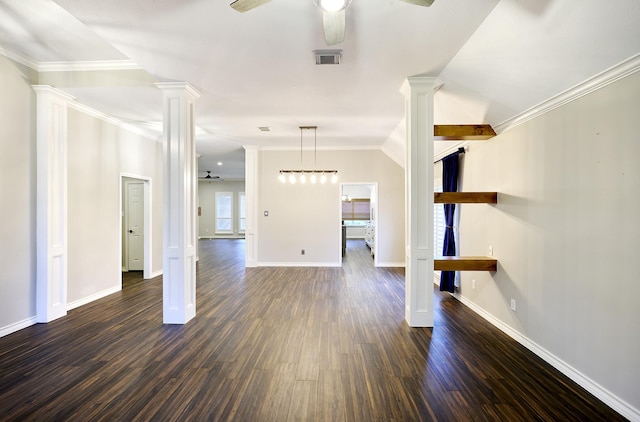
[199,171,224,181]
[230,0,435,46]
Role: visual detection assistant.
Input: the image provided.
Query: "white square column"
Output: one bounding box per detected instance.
[243,146,259,267]
[156,82,200,324]
[401,77,442,327]
[33,85,74,323]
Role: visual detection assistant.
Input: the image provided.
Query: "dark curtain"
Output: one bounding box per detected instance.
[439,150,461,292]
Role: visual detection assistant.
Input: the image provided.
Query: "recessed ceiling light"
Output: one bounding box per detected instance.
[217,162,223,166]
[258,126,270,132]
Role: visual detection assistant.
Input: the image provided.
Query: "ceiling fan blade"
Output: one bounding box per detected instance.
[230,0,272,13]
[322,10,346,46]
[399,0,435,7]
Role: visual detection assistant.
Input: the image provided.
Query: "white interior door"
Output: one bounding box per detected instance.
[126,182,144,271]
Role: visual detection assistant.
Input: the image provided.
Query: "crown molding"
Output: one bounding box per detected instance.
[38,60,141,72]
[67,101,159,141]
[433,140,470,163]
[0,46,39,70]
[0,47,140,72]
[260,145,382,152]
[155,82,201,99]
[495,53,640,134]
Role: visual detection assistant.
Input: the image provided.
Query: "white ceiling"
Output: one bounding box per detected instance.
[1,0,639,179]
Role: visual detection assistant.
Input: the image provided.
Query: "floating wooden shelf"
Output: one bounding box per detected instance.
[434,256,497,272]
[434,124,496,141]
[434,192,497,204]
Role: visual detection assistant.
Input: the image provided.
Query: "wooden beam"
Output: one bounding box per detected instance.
[434,192,497,204]
[434,256,497,271]
[434,124,496,141]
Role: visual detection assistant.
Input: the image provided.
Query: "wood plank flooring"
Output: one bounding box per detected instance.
[0,239,626,421]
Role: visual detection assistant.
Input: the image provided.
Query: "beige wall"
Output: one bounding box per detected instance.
[258,149,404,266]
[67,109,163,304]
[0,54,164,332]
[0,56,39,330]
[454,70,640,412]
[198,180,246,238]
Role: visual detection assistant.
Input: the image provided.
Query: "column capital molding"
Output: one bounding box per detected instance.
[400,76,443,97]
[32,85,76,102]
[155,82,201,99]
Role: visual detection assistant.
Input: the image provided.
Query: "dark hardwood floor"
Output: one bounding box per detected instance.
[0,239,625,421]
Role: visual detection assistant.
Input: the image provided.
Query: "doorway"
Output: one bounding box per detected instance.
[121,175,152,280]
[340,182,378,267]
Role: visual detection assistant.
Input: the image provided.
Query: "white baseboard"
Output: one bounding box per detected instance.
[0,316,38,338]
[147,269,163,279]
[376,261,405,268]
[457,294,640,421]
[258,261,342,268]
[67,285,121,311]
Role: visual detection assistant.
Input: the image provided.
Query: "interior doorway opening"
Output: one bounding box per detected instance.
[120,174,152,281]
[340,182,378,267]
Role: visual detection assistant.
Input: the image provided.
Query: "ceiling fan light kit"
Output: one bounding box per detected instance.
[199,171,223,181]
[279,126,338,185]
[314,0,352,13]
[231,0,434,46]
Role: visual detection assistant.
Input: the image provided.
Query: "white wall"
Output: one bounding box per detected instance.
[0,55,38,332]
[198,180,246,238]
[454,70,640,416]
[258,149,404,266]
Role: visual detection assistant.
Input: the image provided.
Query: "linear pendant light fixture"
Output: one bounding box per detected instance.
[279,126,338,184]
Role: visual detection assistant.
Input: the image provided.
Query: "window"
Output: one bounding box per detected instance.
[238,192,246,233]
[342,198,371,220]
[215,192,233,234]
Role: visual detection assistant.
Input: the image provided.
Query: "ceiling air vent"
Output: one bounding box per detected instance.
[314,49,342,65]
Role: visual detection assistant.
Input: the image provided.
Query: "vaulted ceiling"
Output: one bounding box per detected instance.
[1,0,639,179]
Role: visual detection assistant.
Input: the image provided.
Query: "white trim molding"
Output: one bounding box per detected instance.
[0,317,38,338]
[67,286,122,311]
[38,60,141,72]
[258,261,342,268]
[376,262,406,268]
[457,295,640,422]
[68,102,159,141]
[495,53,640,134]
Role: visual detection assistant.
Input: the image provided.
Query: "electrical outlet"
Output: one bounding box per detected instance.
[488,245,494,256]
[301,249,305,255]
[472,279,476,289]
[510,299,516,311]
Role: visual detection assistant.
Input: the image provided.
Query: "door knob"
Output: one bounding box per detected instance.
[129,230,133,233]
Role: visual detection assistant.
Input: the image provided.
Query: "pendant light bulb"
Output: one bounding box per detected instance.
[310,173,317,184]
[300,172,306,184]
[331,173,338,184]
[320,173,327,184]
[289,173,296,184]
[279,173,286,183]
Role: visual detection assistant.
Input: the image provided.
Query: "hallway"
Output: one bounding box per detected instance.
[0,239,624,421]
